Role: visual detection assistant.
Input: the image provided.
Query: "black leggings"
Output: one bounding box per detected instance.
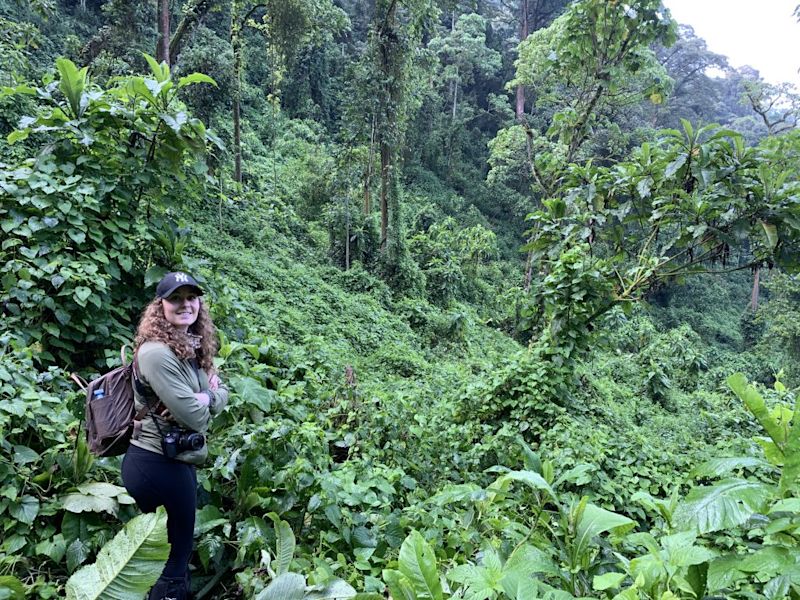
[122,444,197,578]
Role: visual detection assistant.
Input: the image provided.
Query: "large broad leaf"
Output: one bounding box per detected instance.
[760,220,779,250]
[573,503,635,561]
[0,576,25,600]
[673,478,772,534]
[780,382,800,495]
[267,513,295,576]
[56,58,88,118]
[505,543,558,578]
[592,572,626,591]
[727,373,785,449]
[383,570,416,600]
[254,573,306,600]
[691,456,773,479]
[304,579,357,599]
[500,544,552,599]
[177,73,218,89]
[397,531,443,600]
[233,376,277,412]
[498,470,556,498]
[65,507,169,600]
[62,493,118,516]
[448,548,504,600]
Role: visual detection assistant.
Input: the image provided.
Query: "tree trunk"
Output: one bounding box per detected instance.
[364,114,376,215]
[169,0,215,64]
[376,0,398,253]
[232,5,243,184]
[380,141,390,251]
[451,67,459,121]
[157,0,171,65]
[345,196,351,270]
[515,0,529,120]
[750,267,760,311]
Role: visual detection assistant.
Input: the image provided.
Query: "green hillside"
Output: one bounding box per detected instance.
[2,0,800,598]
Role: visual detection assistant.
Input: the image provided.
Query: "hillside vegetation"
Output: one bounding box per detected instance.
[2,0,800,598]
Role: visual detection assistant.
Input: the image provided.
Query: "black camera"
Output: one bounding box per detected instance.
[161,428,205,458]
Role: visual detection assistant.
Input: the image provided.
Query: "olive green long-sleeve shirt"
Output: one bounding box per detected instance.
[129,341,228,464]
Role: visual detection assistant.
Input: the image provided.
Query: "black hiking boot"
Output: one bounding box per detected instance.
[147,575,188,600]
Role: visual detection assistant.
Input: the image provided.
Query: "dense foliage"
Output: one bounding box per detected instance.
[1,0,800,598]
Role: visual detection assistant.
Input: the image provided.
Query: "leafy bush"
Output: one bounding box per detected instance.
[0,57,218,366]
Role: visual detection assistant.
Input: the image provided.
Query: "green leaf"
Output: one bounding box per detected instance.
[77,482,128,498]
[760,220,778,250]
[65,507,169,599]
[574,503,635,560]
[7,129,30,145]
[56,57,88,118]
[738,546,795,575]
[142,53,169,83]
[177,73,218,89]
[144,265,168,288]
[304,579,357,599]
[383,570,416,600]
[664,153,687,178]
[691,456,773,479]
[254,573,306,600]
[497,470,556,498]
[195,505,227,535]
[62,493,118,516]
[0,576,26,600]
[397,531,442,600]
[9,495,39,525]
[68,230,87,244]
[769,498,800,513]
[233,376,275,411]
[673,479,772,534]
[593,572,626,591]
[780,384,800,494]
[67,539,91,573]
[36,534,68,564]
[267,513,295,576]
[503,543,559,579]
[686,562,708,600]
[728,373,785,450]
[13,445,39,464]
[73,287,92,306]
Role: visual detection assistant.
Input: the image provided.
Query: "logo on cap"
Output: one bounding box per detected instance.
[175,272,189,283]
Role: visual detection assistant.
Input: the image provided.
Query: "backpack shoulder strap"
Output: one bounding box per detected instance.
[131,348,169,439]
[71,373,88,391]
[132,350,161,414]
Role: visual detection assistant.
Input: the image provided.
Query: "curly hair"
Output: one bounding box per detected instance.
[134,297,218,372]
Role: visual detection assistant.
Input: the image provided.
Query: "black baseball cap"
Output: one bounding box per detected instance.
[156,272,204,299]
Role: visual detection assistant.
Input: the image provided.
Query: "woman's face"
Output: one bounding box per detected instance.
[161,286,201,331]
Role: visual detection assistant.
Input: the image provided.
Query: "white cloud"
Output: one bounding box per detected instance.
[663,0,800,89]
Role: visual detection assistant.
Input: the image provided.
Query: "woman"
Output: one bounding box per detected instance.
[122,272,228,600]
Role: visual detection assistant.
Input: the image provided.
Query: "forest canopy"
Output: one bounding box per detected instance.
[1,0,800,598]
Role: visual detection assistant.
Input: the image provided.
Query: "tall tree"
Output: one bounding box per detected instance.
[741,79,800,309]
[229,0,347,184]
[156,0,171,64]
[511,0,567,120]
[489,0,676,286]
[367,0,433,253]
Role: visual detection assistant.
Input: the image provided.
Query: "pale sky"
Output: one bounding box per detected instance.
[663,0,800,89]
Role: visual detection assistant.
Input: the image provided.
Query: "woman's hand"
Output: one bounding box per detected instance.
[208,373,221,391]
[158,405,175,422]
